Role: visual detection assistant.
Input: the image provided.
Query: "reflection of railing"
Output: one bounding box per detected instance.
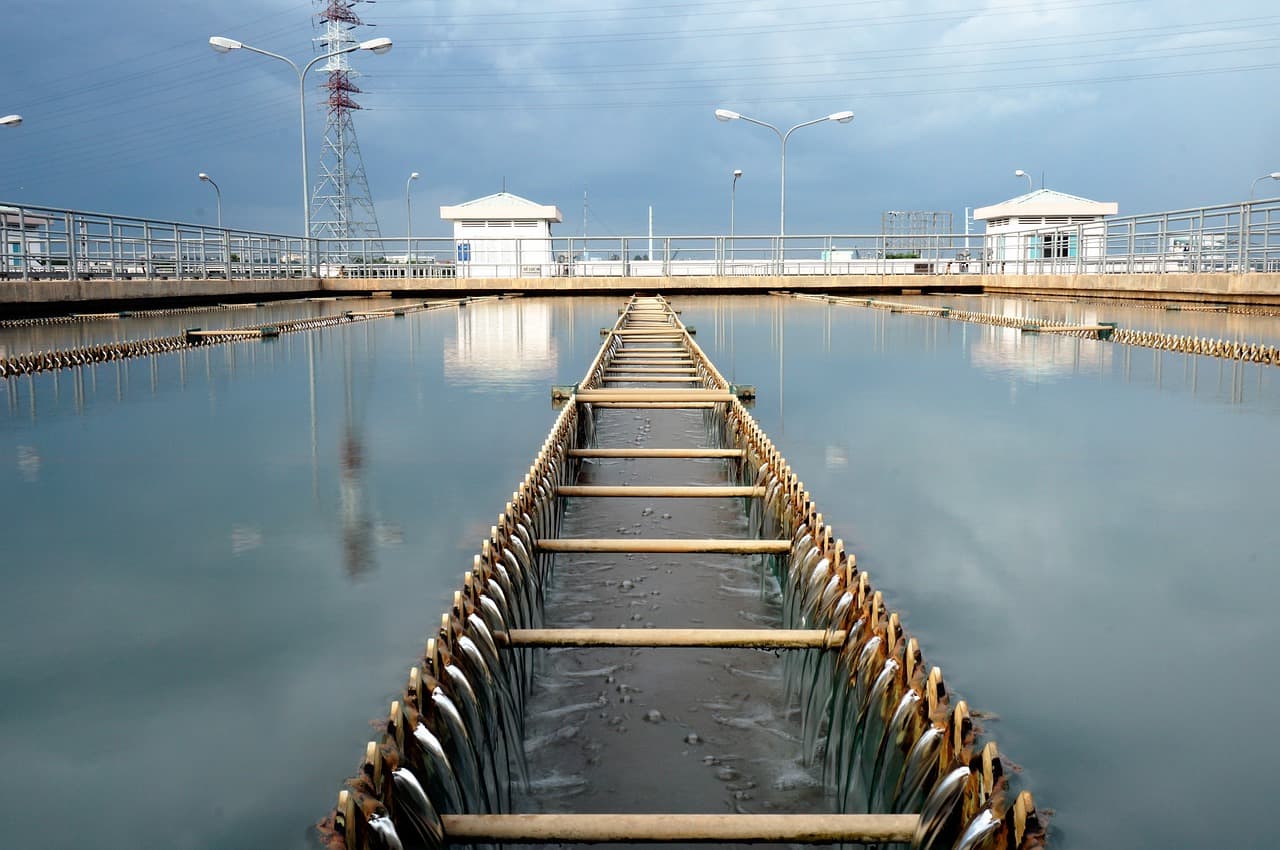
[0,203,309,281]
[6,197,1280,281]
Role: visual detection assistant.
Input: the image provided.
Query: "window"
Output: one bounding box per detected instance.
[1035,233,1074,258]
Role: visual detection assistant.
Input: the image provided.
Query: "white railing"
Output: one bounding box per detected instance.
[5,197,1279,282]
[0,203,308,281]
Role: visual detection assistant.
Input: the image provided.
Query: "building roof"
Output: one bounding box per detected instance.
[440,192,563,223]
[973,188,1118,220]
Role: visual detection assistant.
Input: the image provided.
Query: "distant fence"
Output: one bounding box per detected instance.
[5,197,1280,282]
[1,203,308,281]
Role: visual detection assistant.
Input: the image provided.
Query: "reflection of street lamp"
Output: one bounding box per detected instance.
[730,169,742,262]
[209,35,393,275]
[714,108,853,239]
[1014,169,1034,192]
[0,115,21,128]
[1250,172,1280,200]
[406,171,420,265]
[198,173,222,229]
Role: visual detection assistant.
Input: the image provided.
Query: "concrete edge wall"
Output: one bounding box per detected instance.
[0,277,321,310]
[4,273,1280,312]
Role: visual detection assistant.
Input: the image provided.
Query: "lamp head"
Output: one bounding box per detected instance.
[0,114,22,127]
[198,173,211,181]
[733,169,743,178]
[209,36,243,53]
[409,172,420,180]
[359,37,393,54]
[1269,172,1280,180]
[1014,169,1027,178]
[828,110,855,123]
[715,108,740,122]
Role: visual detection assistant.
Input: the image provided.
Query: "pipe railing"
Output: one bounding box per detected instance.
[6,197,1280,283]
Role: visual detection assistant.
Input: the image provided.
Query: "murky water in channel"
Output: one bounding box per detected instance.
[2,294,1278,849]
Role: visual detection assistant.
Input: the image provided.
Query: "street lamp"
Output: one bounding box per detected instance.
[729,169,743,263]
[198,173,222,229]
[406,171,420,266]
[1014,169,1034,192]
[209,35,393,275]
[0,115,21,127]
[1250,172,1280,200]
[715,108,853,242]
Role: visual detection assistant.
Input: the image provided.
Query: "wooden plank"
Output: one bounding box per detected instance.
[603,377,704,383]
[539,538,790,554]
[569,448,743,458]
[557,485,763,497]
[578,390,733,402]
[441,813,919,844]
[601,367,698,373]
[500,628,846,648]
[591,402,719,408]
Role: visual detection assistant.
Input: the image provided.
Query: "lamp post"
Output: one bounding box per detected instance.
[209,35,392,276]
[198,173,222,229]
[1250,172,1280,200]
[715,108,853,239]
[0,115,21,128]
[406,171,420,267]
[730,168,742,264]
[1014,169,1034,192]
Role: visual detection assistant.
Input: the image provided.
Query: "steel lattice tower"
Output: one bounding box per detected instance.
[311,0,382,252]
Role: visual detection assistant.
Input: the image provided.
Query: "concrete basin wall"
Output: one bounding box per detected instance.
[4,273,1280,311]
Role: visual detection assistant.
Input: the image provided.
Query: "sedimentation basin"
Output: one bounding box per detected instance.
[1,295,1276,849]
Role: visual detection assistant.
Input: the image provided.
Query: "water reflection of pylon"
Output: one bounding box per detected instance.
[339,329,374,578]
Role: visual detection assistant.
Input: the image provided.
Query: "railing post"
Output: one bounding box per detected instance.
[65,212,77,281]
[1240,203,1250,273]
[623,237,630,277]
[664,237,671,277]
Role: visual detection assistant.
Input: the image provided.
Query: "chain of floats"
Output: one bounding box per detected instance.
[320,296,1043,850]
[790,292,1280,367]
[0,298,496,379]
[0,300,272,328]
[1014,293,1280,317]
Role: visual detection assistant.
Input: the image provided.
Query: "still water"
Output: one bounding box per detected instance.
[1,295,1277,849]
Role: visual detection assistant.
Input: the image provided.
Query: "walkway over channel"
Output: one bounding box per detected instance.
[320,296,1044,850]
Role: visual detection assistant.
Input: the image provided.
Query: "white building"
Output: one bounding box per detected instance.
[440,192,562,278]
[973,189,1118,272]
[1,206,50,275]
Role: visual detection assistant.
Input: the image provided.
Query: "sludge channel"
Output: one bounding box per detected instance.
[4,293,1279,850]
[322,297,1038,850]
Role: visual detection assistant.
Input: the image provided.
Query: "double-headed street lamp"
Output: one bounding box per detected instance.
[209,34,392,275]
[1014,169,1034,192]
[1250,172,1280,200]
[714,108,853,243]
[198,173,222,229]
[406,171,420,264]
[0,115,21,128]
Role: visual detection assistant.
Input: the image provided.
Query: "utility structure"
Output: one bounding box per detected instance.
[310,0,383,257]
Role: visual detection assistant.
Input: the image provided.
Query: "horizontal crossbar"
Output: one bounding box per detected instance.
[568,448,743,458]
[578,390,735,402]
[557,485,763,497]
[499,628,847,648]
[539,538,790,553]
[591,402,719,408]
[440,813,919,844]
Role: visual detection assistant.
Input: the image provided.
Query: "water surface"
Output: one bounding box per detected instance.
[2,294,1277,849]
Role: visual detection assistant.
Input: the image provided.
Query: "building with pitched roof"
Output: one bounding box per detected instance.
[440,192,563,278]
[973,188,1118,268]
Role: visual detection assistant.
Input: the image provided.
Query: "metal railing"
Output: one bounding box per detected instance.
[5,197,1279,282]
[0,203,309,281]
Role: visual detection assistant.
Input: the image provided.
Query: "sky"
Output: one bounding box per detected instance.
[3,0,1279,238]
